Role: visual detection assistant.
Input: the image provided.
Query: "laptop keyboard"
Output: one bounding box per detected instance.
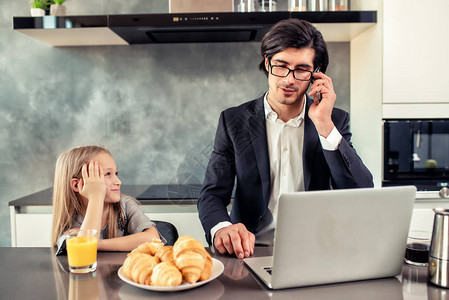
[264,267,272,275]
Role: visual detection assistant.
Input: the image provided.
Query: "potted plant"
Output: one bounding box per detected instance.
[30,0,47,16]
[49,0,67,16]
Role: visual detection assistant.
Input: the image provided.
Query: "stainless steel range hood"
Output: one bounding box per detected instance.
[120,26,261,43]
[13,11,377,46]
[108,11,377,44]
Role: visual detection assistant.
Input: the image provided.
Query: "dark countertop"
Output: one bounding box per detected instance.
[0,247,441,300]
[10,185,440,209]
[8,184,202,207]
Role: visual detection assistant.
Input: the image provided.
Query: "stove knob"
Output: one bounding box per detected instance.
[440,187,449,198]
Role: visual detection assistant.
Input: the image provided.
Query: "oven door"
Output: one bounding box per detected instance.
[383,119,449,191]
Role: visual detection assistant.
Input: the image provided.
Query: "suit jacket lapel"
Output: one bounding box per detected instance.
[246,96,320,201]
[248,97,271,207]
[303,97,321,191]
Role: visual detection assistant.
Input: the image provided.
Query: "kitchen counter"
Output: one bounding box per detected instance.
[9,185,446,209]
[0,247,444,299]
[8,184,202,208]
[9,185,208,247]
[9,186,449,247]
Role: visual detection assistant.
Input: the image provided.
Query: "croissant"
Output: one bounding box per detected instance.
[130,238,164,256]
[122,251,143,278]
[122,252,159,285]
[155,246,175,264]
[199,251,213,281]
[173,236,208,284]
[150,262,183,286]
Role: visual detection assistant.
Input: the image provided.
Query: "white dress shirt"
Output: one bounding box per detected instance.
[211,93,343,246]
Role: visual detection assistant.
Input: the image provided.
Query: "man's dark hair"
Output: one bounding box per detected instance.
[258,18,329,76]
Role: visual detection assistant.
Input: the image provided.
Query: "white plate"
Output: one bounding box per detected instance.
[118,258,224,292]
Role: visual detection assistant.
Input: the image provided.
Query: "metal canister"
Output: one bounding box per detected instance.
[329,0,349,11]
[288,0,307,11]
[258,0,277,12]
[429,208,449,288]
[307,0,328,11]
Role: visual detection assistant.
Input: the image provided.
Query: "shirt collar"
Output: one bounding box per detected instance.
[263,92,306,127]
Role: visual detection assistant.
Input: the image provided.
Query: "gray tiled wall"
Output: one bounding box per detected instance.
[0,0,349,246]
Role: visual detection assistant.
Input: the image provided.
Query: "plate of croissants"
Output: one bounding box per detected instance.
[118,236,224,292]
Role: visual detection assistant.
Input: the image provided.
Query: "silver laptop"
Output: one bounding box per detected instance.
[244,186,417,289]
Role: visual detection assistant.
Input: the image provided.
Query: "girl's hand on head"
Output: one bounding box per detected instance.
[78,161,106,203]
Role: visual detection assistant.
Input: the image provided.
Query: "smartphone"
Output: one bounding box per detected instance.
[311,67,322,102]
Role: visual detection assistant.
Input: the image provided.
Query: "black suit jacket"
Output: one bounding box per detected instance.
[197,95,373,244]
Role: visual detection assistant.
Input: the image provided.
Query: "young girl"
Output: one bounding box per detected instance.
[51,145,163,252]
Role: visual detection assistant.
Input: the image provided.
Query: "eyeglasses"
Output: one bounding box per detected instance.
[269,61,314,81]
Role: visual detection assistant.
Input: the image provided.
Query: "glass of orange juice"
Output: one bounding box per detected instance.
[66,229,98,274]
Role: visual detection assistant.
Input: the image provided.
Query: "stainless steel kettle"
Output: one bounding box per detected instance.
[429,208,449,288]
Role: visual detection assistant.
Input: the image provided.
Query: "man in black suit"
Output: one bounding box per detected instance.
[197,19,373,258]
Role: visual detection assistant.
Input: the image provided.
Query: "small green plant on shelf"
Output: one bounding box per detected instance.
[48,0,68,15]
[30,0,48,9]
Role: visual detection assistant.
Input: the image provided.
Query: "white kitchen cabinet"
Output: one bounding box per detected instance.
[409,194,449,234]
[383,103,449,119]
[350,0,383,186]
[383,0,449,105]
[14,212,53,247]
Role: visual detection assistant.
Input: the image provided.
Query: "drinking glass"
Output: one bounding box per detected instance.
[404,230,431,267]
[66,229,98,274]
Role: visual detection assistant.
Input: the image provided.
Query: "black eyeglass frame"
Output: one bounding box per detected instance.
[268,60,314,81]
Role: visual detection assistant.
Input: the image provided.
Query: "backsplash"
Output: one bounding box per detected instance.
[0,0,349,246]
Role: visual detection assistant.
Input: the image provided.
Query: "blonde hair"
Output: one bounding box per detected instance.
[51,146,124,246]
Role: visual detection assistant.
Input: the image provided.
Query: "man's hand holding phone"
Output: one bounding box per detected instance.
[308,70,337,138]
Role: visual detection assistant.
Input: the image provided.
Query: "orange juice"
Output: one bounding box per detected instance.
[67,236,98,268]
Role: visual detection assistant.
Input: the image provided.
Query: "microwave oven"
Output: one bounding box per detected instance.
[383,119,449,192]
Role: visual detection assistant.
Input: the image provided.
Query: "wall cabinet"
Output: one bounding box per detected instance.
[382,0,449,118]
